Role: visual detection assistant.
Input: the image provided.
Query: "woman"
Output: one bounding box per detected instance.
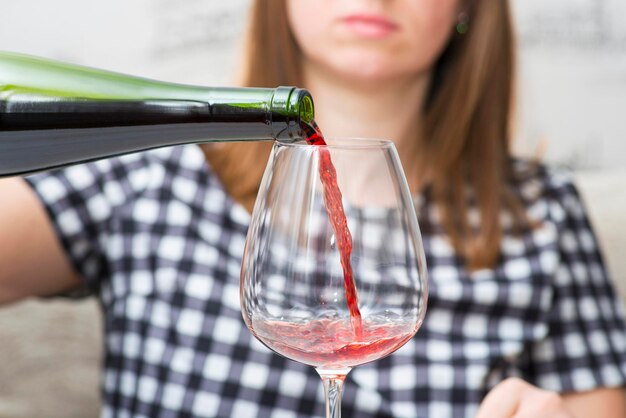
[1,0,625,417]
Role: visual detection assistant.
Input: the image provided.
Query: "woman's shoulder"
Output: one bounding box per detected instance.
[25,144,214,209]
[99,144,213,191]
[509,157,588,225]
[510,157,579,201]
[106,144,209,186]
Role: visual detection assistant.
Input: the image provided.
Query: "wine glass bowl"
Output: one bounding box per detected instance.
[240,138,427,416]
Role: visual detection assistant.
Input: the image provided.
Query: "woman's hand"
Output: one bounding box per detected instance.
[476,378,573,418]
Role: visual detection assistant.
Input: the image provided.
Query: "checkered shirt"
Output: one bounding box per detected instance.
[25,144,626,418]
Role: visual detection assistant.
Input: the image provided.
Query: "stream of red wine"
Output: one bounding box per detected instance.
[303,122,363,339]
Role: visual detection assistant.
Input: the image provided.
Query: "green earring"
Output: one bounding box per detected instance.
[456,12,469,35]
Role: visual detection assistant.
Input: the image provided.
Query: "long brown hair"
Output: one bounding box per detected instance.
[204,0,524,270]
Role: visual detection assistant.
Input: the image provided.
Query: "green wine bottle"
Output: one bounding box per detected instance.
[0,51,315,177]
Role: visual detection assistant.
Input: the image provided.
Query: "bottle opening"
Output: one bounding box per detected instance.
[272,87,315,142]
[300,95,314,124]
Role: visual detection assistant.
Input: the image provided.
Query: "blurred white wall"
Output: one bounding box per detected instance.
[512,0,626,170]
[1,0,625,170]
[0,0,249,85]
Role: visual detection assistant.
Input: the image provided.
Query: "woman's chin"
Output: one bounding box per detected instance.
[323,52,422,85]
[307,51,425,88]
[334,64,413,87]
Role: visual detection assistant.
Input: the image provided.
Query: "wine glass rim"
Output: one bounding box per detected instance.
[280,137,395,150]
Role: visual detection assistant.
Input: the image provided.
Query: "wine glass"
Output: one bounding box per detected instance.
[240,138,428,417]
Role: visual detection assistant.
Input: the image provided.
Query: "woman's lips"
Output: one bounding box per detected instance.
[341,14,399,39]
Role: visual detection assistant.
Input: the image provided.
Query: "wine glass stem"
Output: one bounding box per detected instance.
[320,373,347,418]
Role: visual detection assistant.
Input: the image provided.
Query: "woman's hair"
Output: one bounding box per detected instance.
[204,0,523,270]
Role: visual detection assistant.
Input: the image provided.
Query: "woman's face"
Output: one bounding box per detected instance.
[287,0,460,83]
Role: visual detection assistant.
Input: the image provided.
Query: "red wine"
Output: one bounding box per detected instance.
[251,317,415,369]
[303,122,363,339]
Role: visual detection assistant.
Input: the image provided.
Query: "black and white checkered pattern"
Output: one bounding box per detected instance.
[25,145,626,418]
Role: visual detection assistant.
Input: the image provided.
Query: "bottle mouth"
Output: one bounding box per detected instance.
[296,91,314,124]
[271,86,315,142]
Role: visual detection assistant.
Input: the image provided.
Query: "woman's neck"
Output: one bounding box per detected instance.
[303,62,429,191]
[303,62,428,157]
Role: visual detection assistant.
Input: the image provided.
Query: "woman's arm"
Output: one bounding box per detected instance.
[476,378,626,418]
[0,178,80,305]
